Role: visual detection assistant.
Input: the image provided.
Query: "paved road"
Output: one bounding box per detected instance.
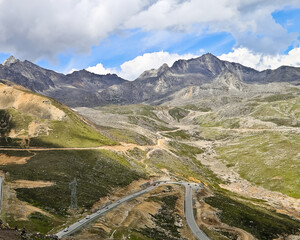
[55,185,156,239]
[183,183,210,240]
[55,181,210,240]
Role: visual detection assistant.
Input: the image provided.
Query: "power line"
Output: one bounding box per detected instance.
[69,178,78,210]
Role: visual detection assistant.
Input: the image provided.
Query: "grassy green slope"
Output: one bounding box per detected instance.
[31,100,116,147]
[0,150,144,216]
[0,83,116,148]
[216,131,300,198]
[205,192,300,240]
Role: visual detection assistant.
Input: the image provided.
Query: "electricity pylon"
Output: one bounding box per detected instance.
[69,178,78,210]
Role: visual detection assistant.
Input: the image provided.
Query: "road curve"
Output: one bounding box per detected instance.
[55,181,210,240]
[184,183,210,240]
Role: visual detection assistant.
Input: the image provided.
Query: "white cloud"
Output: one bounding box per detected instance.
[126,0,300,54]
[87,48,300,80]
[219,47,300,70]
[0,0,299,61]
[86,51,197,80]
[0,0,150,60]
[86,63,116,75]
[118,51,197,80]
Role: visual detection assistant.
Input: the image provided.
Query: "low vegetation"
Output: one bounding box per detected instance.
[128,116,174,132]
[161,130,191,140]
[216,131,300,198]
[98,126,154,145]
[168,107,189,122]
[0,150,144,216]
[205,192,300,240]
[141,195,182,240]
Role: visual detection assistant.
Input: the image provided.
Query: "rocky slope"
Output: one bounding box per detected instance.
[99,53,300,105]
[0,56,127,107]
[1,54,299,108]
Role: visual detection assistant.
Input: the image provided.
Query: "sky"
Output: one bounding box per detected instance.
[0,0,299,80]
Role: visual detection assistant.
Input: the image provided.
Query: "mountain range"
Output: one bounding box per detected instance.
[0,53,300,239]
[0,54,299,107]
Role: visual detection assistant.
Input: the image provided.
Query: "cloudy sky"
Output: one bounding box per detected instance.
[0,0,299,80]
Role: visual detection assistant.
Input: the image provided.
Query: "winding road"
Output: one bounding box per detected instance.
[55,181,210,240]
[184,183,210,240]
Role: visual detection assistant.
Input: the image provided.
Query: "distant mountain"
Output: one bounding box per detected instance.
[98,53,300,105]
[0,54,299,107]
[0,56,127,107]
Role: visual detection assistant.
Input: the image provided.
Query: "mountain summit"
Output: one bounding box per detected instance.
[3,55,19,66]
[97,53,299,105]
[0,54,299,107]
[0,56,127,107]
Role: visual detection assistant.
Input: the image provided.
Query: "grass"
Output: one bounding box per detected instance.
[183,104,211,112]
[37,98,117,147]
[161,130,191,140]
[1,97,117,148]
[194,113,240,129]
[30,118,116,148]
[100,104,167,124]
[168,141,203,159]
[216,131,300,198]
[0,150,145,216]
[198,127,233,141]
[128,116,175,132]
[205,193,300,240]
[254,93,296,102]
[199,225,232,240]
[7,212,59,234]
[250,96,300,127]
[168,107,189,122]
[99,126,154,146]
[146,142,221,184]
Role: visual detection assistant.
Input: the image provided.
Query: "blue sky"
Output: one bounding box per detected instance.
[0,1,299,80]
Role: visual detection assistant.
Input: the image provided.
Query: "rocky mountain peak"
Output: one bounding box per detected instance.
[3,55,20,66]
[170,53,224,76]
[157,63,170,75]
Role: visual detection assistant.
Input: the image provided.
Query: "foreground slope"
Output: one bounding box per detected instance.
[0,79,115,148]
[0,80,145,234]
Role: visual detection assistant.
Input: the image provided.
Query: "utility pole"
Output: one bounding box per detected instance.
[69,178,78,210]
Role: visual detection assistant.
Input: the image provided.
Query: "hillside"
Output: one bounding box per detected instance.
[75,89,300,239]
[0,79,115,148]
[0,56,299,239]
[0,80,146,235]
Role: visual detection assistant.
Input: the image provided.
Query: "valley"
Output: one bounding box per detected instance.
[0,54,299,239]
